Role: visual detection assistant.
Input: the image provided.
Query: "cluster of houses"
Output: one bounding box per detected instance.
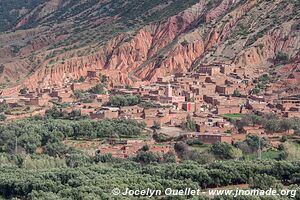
[1,63,300,158]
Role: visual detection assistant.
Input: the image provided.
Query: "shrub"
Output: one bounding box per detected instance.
[275,52,289,64]
[88,83,106,94]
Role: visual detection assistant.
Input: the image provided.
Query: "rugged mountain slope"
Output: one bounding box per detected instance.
[0,0,300,95]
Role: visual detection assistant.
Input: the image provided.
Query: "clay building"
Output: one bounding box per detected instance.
[197,133,232,144]
[160,83,185,104]
[120,105,144,119]
[216,105,241,115]
[90,107,119,119]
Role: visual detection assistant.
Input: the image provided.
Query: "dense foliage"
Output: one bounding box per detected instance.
[0,117,146,155]
[0,0,46,32]
[181,115,197,131]
[88,83,106,94]
[0,157,299,199]
[108,95,141,107]
[236,113,300,134]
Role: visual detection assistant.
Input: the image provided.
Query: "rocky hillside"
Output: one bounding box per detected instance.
[0,0,300,94]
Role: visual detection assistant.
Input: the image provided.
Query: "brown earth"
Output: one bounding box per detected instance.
[0,0,300,96]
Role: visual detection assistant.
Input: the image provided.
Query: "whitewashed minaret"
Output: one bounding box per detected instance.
[166,83,173,97]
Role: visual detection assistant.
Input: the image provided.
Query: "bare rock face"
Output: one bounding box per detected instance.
[205,0,237,22]
[16,0,63,29]
[3,1,208,92]
[1,0,300,94]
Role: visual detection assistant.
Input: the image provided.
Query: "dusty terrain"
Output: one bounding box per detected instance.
[0,0,299,96]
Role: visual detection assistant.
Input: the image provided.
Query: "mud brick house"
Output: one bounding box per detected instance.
[87,71,99,78]
[192,74,207,82]
[50,89,72,97]
[81,101,101,109]
[220,65,235,75]
[206,117,226,126]
[194,115,207,126]
[40,88,52,94]
[232,134,247,142]
[193,95,203,103]
[157,108,171,117]
[204,95,227,106]
[215,85,235,95]
[234,67,246,76]
[23,92,35,98]
[181,91,194,102]
[4,97,20,108]
[196,124,228,134]
[216,105,241,115]
[71,82,94,91]
[142,108,172,127]
[149,94,160,101]
[198,66,221,76]
[201,84,216,94]
[198,133,232,144]
[169,110,189,126]
[275,96,300,112]
[249,95,265,102]
[220,97,246,106]
[25,94,50,107]
[50,89,74,103]
[143,108,158,118]
[75,108,93,116]
[174,72,189,78]
[182,102,196,112]
[246,100,268,110]
[149,89,162,96]
[120,105,144,119]
[229,72,242,80]
[97,140,172,158]
[255,107,274,115]
[91,94,110,104]
[157,75,174,84]
[277,96,300,105]
[204,77,215,84]
[241,126,265,135]
[137,86,156,96]
[283,107,300,118]
[160,83,185,104]
[90,107,119,119]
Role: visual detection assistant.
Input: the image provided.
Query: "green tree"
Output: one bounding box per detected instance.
[44,142,66,157]
[174,142,189,158]
[189,151,215,164]
[232,89,242,97]
[88,83,106,94]
[0,103,8,113]
[108,95,141,107]
[275,52,289,64]
[68,109,82,120]
[19,87,28,95]
[135,151,160,164]
[140,144,150,152]
[163,152,176,163]
[152,121,161,130]
[210,142,241,160]
[45,106,64,119]
[265,119,280,133]
[279,118,293,134]
[250,174,277,190]
[245,135,268,152]
[0,114,6,121]
[181,115,196,131]
[78,76,85,82]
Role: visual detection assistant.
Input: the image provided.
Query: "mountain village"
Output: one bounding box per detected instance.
[1,62,300,158]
